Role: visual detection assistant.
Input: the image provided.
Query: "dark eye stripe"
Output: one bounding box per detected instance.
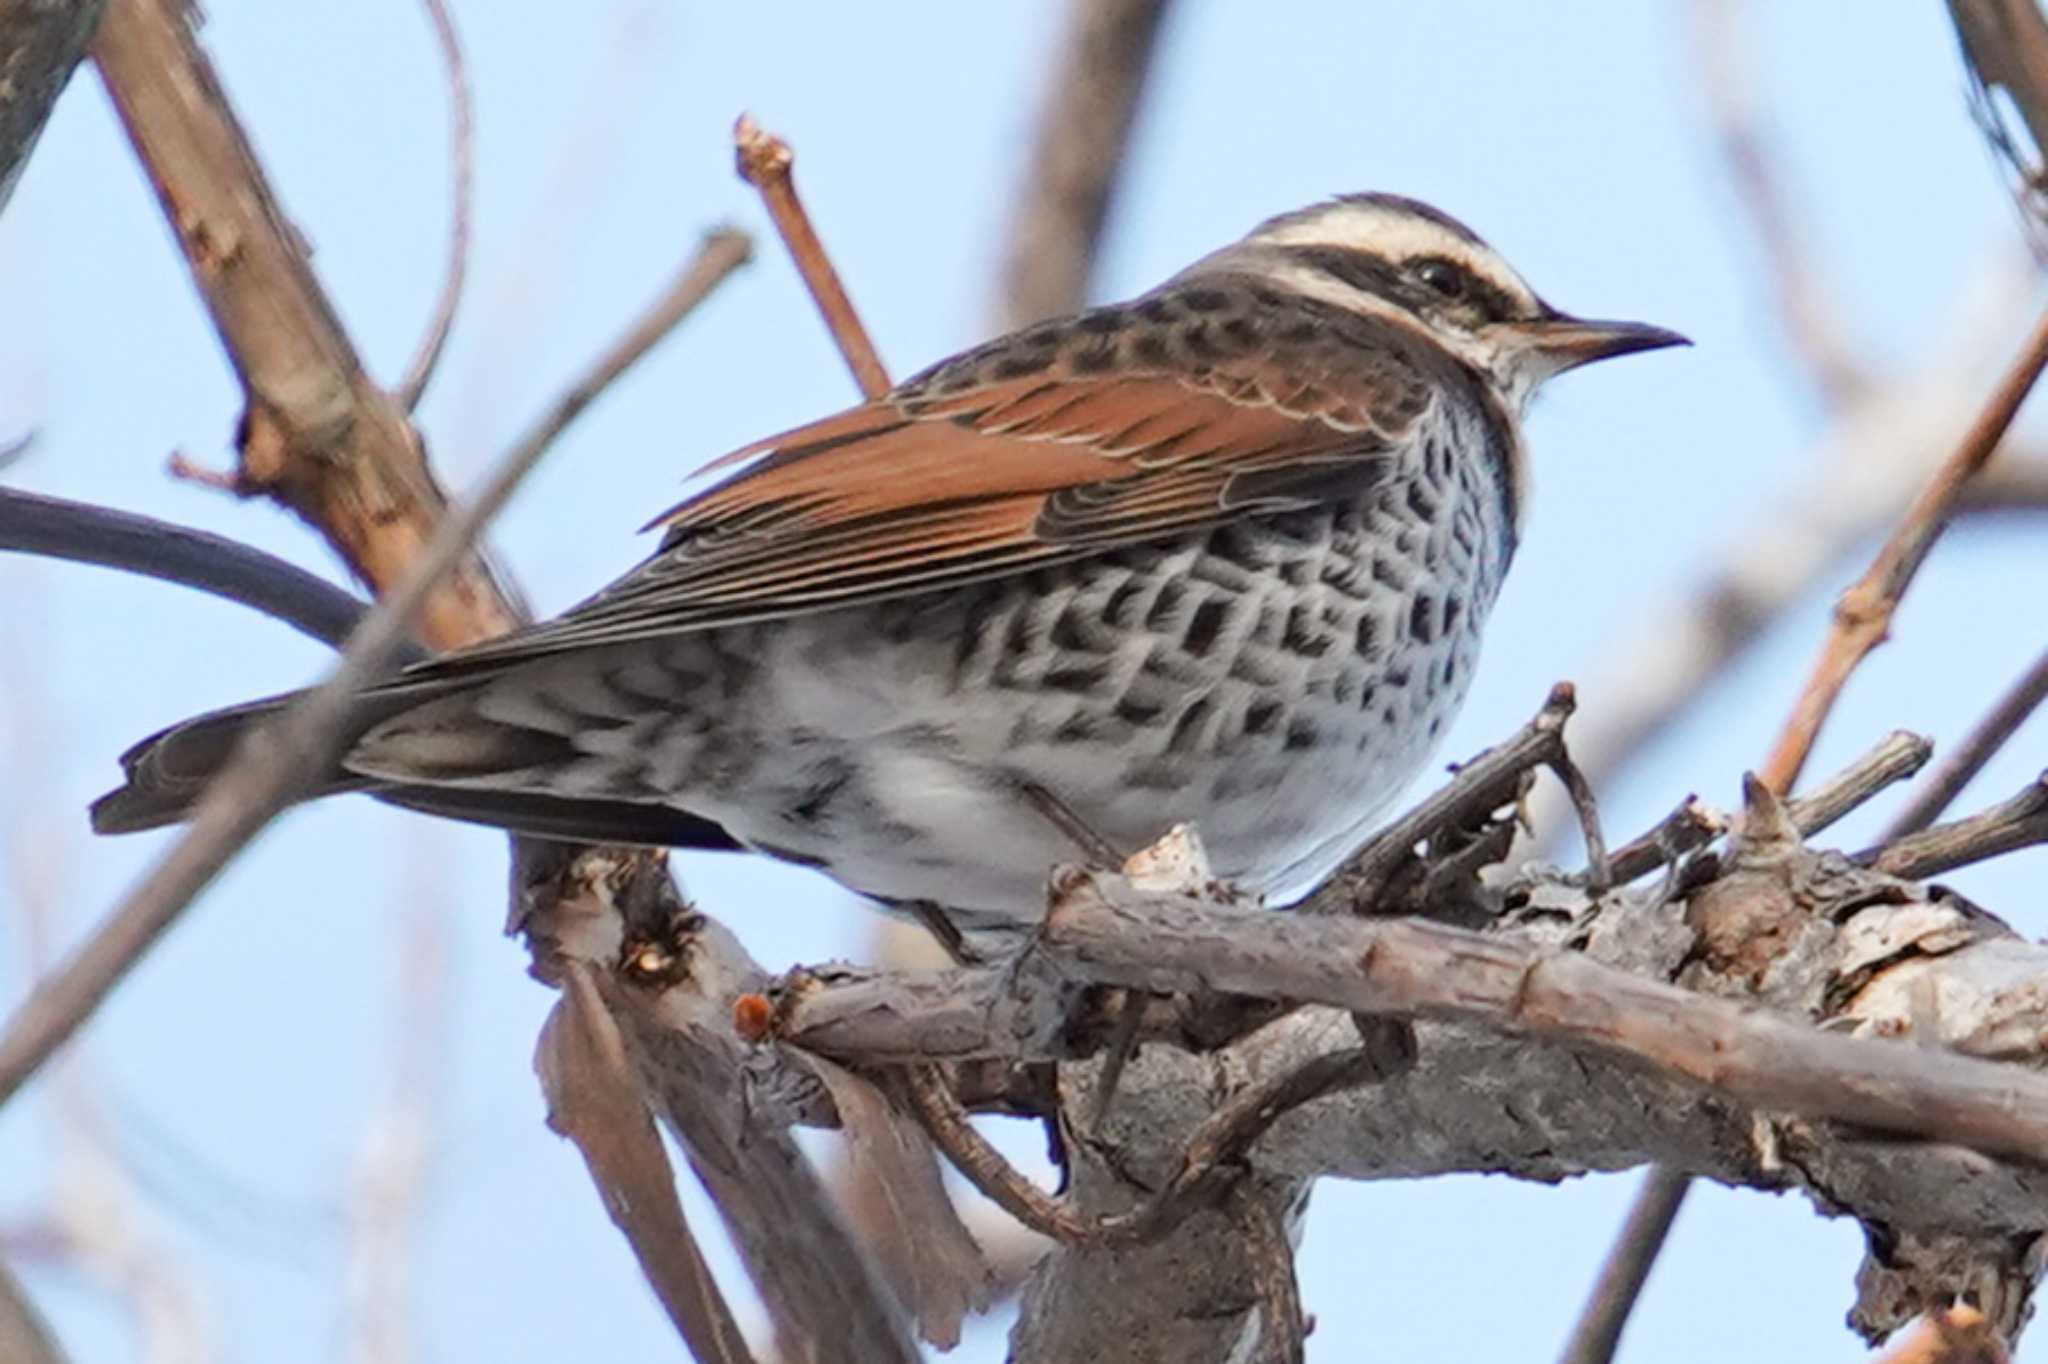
[1281,245,1405,299]
[1281,243,1524,323]
[1407,254,1521,322]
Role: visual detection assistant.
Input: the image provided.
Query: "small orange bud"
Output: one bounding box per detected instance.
[732,993,775,1042]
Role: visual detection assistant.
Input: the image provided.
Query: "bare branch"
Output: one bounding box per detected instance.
[1556,1167,1690,1364]
[1604,728,1930,886]
[1882,645,2048,839]
[0,227,746,1106]
[0,1256,67,1364]
[1759,303,2048,793]
[537,964,756,1364]
[1863,775,2048,880]
[734,114,889,399]
[395,0,473,411]
[993,0,1174,328]
[90,0,518,648]
[1689,0,1867,402]
[1042,884,2048,1163]
[509,227,752,464]
[1529,266,2040,859]
[1227,1181,1305,1364]
[0,487,388,654]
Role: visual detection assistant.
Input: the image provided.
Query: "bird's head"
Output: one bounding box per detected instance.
[1194,193,1686,411]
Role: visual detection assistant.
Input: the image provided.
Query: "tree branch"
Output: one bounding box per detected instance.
[90,0,517,648]
[993,0,1175,328]
[394,0,473,411]
[1881,644,2048,839]
[0,486,390,655]
[1758,302,2048,793]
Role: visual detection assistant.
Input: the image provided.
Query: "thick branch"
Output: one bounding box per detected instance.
[90,0,515,648]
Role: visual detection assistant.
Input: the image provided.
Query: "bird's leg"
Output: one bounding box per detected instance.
[1017,780,1126,867]
[898,899,986,967]
[1013,780,1162,1129]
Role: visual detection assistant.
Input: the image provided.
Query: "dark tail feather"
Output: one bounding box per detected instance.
[89,693,373,833]
[371,787,741,851]
[92,695,744,853]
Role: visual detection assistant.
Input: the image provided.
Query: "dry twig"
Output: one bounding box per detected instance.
[1758,304,2048,793]
[734,113,889,399]
[90,0,517,649]
[0,487,392,655]
[1864,775,2048,880]
[0,224,747,1108]
[0,1257,66,1364]
[1690,0,1865,402]
[1556,1166,1690,1364]
[1881,645,2048,840]
[994,0,1175,328]
[539,964,757,1364]
[395,0,474,410]
[903,1046,1389,1249]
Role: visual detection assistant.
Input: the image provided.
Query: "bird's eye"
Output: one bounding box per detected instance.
[1413,258,1468,300]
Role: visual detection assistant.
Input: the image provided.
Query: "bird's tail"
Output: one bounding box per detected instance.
[90,686,744,851]
[89,692,380,834]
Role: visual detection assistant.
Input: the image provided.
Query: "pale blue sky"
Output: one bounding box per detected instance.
[3,3,2045,1360]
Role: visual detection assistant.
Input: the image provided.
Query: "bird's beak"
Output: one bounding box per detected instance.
[1519,310,1690,374]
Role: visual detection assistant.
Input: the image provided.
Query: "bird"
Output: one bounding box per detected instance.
[92,193,1684,935]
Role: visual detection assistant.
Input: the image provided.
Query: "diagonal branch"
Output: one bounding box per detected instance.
[993,0,1175,328]
[1758,303,2048,793]
[90,0,517,649]
[735,114,889,399]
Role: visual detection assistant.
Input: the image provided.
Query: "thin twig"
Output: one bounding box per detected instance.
[0,488,391,655]
[1882,646,2048,840]
[1304,683,1575,914]
[0,230,749,1108]
[1862,775,2048,881]
[0,429,36,470]
[0,1255,67,1364]
[1548,743,1611,892]
[1758,303,2048,793]
[1600,730,1928,897]
[1603,798,1725,889]
[396,0,473,410]
[1572,724,1927,1354]
[733,114,889,399]
[1690,0,1865,403]
[905,1047,1387,1249]
[1555,1166,1690,1364]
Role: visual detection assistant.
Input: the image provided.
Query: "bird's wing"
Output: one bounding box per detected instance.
[427,289,1434,668]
